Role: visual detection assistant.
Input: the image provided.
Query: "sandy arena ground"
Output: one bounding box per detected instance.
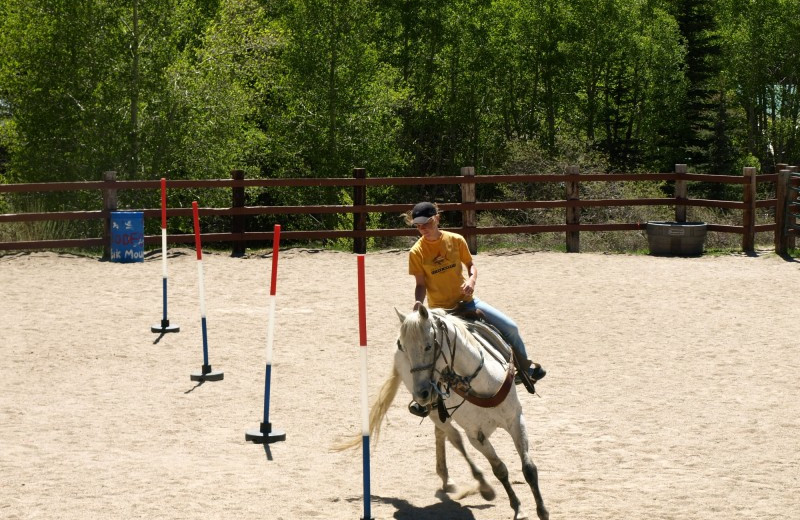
[1,248,799,519]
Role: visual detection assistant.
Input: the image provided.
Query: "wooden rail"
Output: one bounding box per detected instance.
[775,164,800,254]
[0,165,787,257]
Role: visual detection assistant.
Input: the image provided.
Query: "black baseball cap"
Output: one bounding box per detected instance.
[411,202,437,224]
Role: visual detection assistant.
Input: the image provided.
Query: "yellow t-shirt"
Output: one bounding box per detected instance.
[408,230,473,309]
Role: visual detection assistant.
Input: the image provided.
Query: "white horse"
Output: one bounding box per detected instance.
[336,344,497,501]
[344,305,548,520]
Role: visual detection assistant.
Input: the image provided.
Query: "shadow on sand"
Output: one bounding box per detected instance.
[366,491,495,520]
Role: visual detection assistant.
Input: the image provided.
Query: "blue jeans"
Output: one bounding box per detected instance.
[461,298,529,359]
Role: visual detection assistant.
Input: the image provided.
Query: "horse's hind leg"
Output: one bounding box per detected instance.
[466,433,527,520]
[509,415,548,520]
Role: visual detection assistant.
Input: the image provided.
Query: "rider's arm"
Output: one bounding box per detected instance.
[413,272,426,310]
[461,261,477,296]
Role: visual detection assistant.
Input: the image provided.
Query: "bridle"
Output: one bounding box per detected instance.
[399,314,514,418]
[399,316,450,399]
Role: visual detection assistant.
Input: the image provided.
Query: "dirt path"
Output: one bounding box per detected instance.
[1,249,798,519]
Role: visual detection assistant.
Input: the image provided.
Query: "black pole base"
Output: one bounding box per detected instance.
[151,319,180,333]
[246,422,286,444]
[190,364,224,382]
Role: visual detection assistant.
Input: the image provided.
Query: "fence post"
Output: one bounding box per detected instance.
[102,170,118,260]
[353,168,367,254]
[231,170,246,256]
[565,165,580,253]
[789,166,798,250]
[675,164,687,222]
[775,170,791,254]
[460,166,477,254]
[742,167,757,253]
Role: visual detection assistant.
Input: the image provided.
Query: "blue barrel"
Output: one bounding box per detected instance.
[110,211,144,263]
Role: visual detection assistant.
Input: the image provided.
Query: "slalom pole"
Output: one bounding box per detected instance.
[151,177,180,333]
[246,224,286,444]
[190,201,223,382]
[357,254,374,520]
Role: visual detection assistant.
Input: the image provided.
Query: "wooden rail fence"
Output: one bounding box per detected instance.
[0,164,796,257]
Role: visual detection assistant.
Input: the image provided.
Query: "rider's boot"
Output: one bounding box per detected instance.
[529,361,547,381]
[514,358,546,392]
[408,401,429,418]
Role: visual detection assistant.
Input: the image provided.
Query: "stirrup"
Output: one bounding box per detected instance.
[408,401,429,418]
[514,359,543,394]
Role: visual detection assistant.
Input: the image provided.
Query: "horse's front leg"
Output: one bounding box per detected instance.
[434,426,456,492]
[466,432,526,520]
[432,417,495,501]
[509,414,548,520]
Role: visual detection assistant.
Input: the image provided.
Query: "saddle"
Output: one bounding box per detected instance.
[445,304,538,394]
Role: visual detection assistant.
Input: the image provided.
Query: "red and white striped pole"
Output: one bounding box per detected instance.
[151,178,180,333]
[357,254,373,520]
[190,201,223,382]
[246,224,286,444]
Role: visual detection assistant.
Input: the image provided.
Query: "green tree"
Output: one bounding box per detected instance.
[668,0,725,172]
[721,0,800,170]
[490,0,570,155]
[0,0,125,182]
[266,0,407,179]
[0,0,219,183]
[167,0,278,180]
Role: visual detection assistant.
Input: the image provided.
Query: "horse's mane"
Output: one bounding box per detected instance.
[432,308,513,365]
[422,308,483,352]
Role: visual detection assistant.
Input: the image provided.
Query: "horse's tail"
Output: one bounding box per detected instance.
[331,364,401,451]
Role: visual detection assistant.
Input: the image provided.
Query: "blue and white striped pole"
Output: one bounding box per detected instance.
[151,177,179,333]
[246,224,286,444]
[357,254,373,520]
[190,201,223,382]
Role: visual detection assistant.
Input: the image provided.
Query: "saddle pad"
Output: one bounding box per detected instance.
[464,320,513,364]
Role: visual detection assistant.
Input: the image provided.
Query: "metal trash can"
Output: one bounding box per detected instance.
[646,221,707,256]
[110,211,144,262]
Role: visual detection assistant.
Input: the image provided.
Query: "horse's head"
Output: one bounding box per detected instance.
[395,305,442,407]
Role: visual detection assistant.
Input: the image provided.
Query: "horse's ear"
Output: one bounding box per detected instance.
[418,305,429,320]
[394,307,407,324]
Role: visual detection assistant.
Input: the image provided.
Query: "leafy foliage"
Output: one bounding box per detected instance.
[0,0,798,244]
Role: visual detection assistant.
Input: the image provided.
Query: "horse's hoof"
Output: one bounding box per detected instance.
[480,484,496,501]
[536,505,549,520]
[512,505,529,520]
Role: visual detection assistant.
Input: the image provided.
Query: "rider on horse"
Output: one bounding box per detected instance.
[405,201,547,417]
